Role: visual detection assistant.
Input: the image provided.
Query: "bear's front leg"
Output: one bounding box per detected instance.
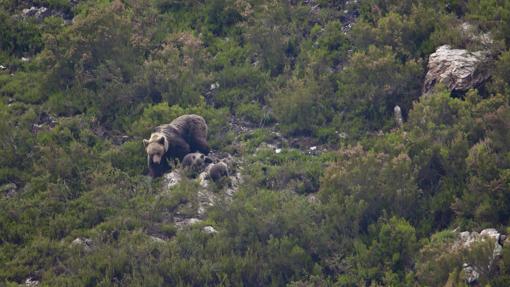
[148,157,171,178]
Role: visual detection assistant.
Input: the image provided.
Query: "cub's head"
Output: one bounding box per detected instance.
[143,133,168,164]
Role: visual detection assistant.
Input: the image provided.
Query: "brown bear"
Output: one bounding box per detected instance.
[182,152,213,177]
[207,162,229,182]
[144,114,210,178]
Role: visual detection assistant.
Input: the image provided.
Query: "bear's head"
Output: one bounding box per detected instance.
[143,133,168,164]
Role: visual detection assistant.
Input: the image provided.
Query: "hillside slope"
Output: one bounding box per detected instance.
[1,0,510,286]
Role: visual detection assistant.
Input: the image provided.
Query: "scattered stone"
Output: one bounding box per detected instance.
[22,6,51,21]
[463,263,480,285]
[21,57,30,62]
[309,146,317,151]
[163,171,182,189]
[197,189,215,217]
[0,65,6,70]
[203,226,218,234]
[32,113,57,133]
[275,148,282,154]
[210,82,220,90]
[25,277,39,287]
[423,45,491,94]
[198,171,209,188]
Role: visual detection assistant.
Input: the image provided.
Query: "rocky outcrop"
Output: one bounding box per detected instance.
[423,45,491,94]
[70,237,94,251]
[161,151,242,229]
[22,6,52,21]
[453,228,505,250]
[452,228,506,285]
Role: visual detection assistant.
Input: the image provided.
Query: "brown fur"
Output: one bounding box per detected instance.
[207,162,229,182]
[144,114,210,178]
[182,152,212,177]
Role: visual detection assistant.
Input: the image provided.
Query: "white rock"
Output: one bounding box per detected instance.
[463,263,480,284]
[310,146,317,151]
[70,237,93,251]
[480,228,500,240]
[163,171,182,189]
[203,226,218,234]
[394,105,403,128]
[198,171,209,188]
[25,278,39,287]
[275,148,282,154]
[423,45,490,94]
[210,82,220,90]
[175,218,202,229]
[150,236,165,243]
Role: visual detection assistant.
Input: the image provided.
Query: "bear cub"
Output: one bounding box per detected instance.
[182,152,213,177]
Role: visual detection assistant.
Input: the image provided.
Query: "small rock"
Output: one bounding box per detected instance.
[275,148,282,154]
[70,237,93,251]
[0,183,17,197]
[163,171,182,189]
[198,171,209,188]
[394,105,403,128]
[203,226,218,234]
[463,263,480,285]
[210,82,220,90]
[306,193,320,204]
[150,236,165,243]
[25,277,39,287]
[21,57,30,62]
[22,6,52,22]
[309,146,317,151]
[0,65,6,70]
[175,218,202,229]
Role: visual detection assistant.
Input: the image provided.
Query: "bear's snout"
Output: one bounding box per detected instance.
[152,155,162,164]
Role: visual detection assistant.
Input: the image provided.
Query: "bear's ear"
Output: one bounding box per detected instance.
[204,156,213,164]
[143,139,149,147]
[158,137,165,145]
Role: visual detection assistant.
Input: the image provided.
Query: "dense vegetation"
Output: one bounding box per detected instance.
[1,0,510,286]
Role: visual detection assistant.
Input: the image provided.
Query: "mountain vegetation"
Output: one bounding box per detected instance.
[1,0,510,286]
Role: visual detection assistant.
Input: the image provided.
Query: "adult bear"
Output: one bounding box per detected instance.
[143,114,210,178]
